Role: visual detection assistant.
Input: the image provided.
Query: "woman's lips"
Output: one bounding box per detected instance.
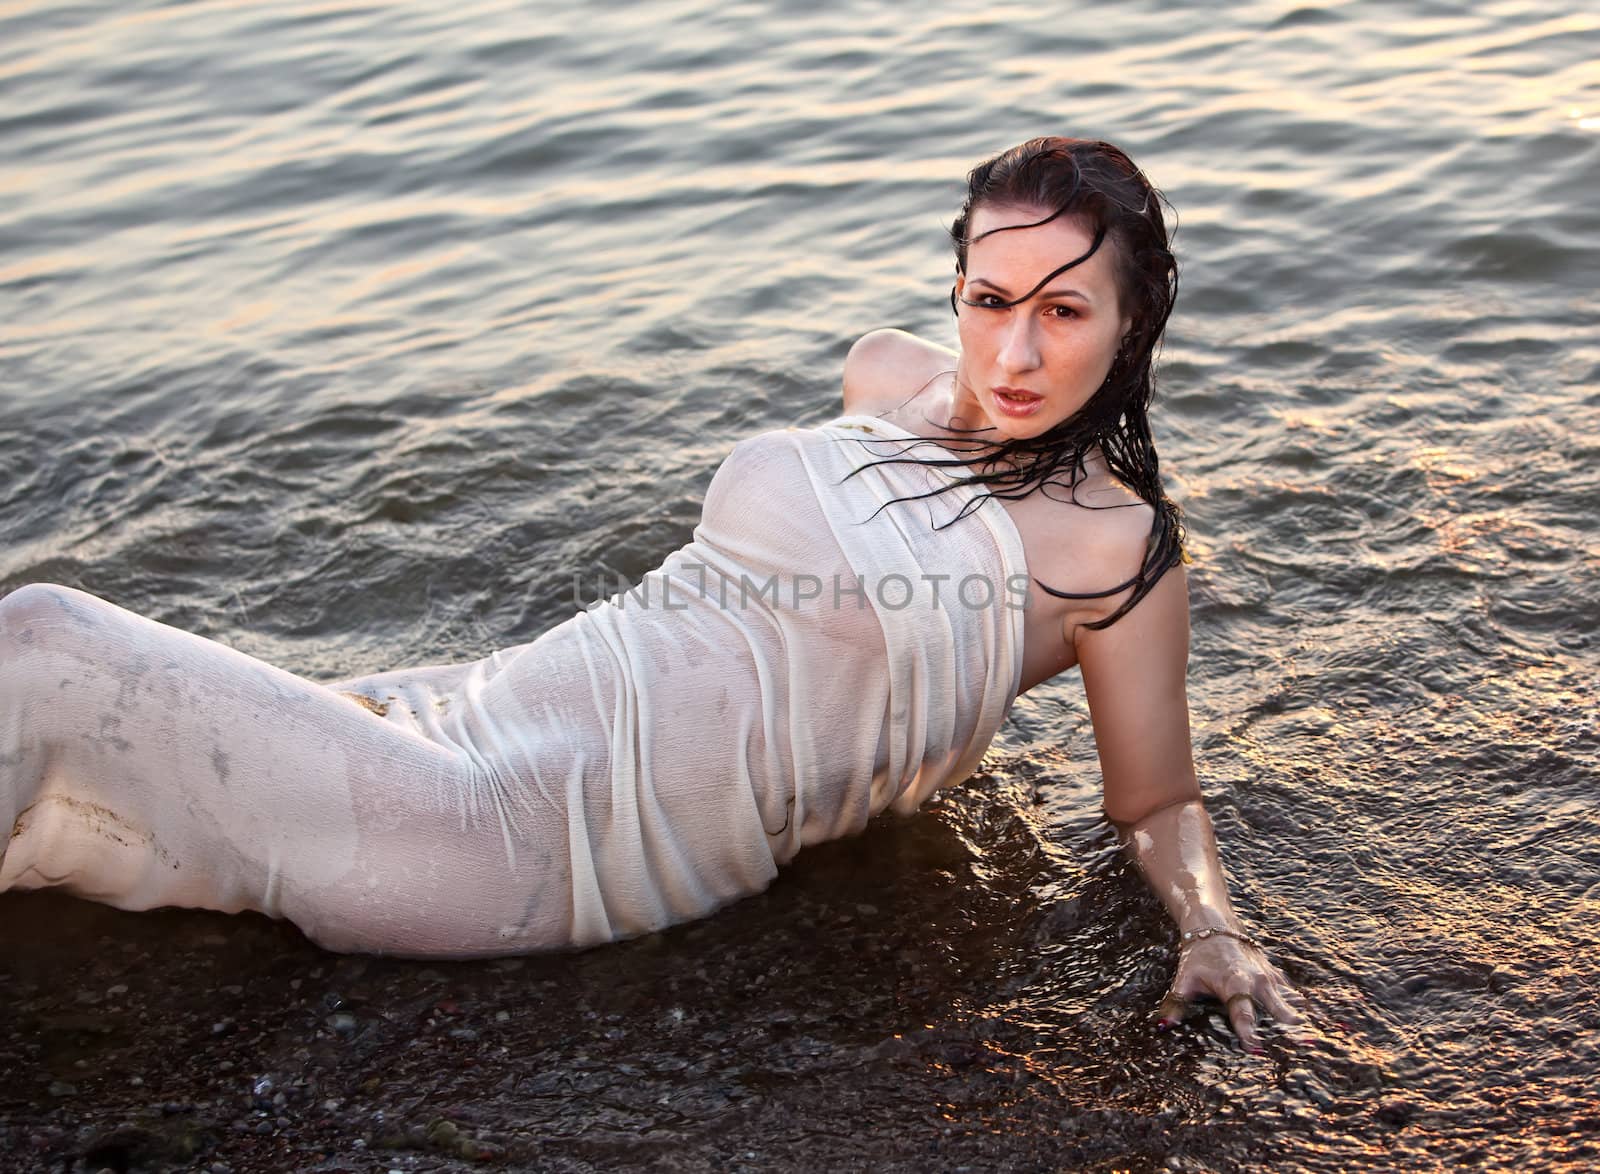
[992,386,1043,416]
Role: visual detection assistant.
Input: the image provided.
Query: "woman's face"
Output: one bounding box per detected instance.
[953,203,1131,442]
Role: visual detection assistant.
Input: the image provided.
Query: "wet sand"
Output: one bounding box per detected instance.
[0,797,1283,1172]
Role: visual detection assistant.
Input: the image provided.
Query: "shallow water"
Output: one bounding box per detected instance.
[2,0,1598,1169]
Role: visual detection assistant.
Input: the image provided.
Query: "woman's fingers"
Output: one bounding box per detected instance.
[1225,992,1260,1052]
[1156,989,1189,1029]
[1159,981,1265,1051]
[1157,954,1211,1027]
[1260,978,1305,1025]
[1157,943,1310,1053]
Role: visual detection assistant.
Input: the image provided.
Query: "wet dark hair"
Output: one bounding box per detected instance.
[855,136,1184,629]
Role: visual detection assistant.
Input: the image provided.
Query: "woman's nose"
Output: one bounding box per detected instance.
[998,313,1041,373]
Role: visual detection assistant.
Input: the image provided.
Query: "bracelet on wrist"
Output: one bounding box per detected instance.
[1179,925,1260,950]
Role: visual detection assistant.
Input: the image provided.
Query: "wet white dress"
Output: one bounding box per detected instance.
[0,416,1028,957]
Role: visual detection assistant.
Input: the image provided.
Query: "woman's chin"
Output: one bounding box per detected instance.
[988,411,1057,442]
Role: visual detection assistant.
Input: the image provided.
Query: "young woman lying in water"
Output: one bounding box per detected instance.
[0,137,1302,1050]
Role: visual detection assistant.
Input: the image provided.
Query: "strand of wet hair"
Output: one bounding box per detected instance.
[830,369,1185,628]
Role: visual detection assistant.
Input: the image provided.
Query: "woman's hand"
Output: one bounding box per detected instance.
[1157,933,1306,1051]
[1105,789,1311,1054]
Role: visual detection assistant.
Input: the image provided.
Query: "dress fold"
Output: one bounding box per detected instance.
[0,416,1027,956]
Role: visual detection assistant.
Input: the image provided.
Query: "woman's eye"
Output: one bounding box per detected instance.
[977,294,1007,309]
[1047,304,1078,319]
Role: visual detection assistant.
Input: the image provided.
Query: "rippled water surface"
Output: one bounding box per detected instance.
[2,1,1597,1170]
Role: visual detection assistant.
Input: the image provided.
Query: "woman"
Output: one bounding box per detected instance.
[0,137,1301,1049]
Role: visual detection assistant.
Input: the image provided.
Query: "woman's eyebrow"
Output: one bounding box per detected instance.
[968,276,1092,301]
[966,276,1012,295]
[960,225,1109,310]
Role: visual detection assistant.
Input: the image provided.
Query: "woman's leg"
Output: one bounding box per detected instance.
[0,583,571,957]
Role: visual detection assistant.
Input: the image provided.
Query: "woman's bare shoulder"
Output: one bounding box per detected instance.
[842,329,956,415]
[1030,464,1160,608]
[1076,465,1158,570]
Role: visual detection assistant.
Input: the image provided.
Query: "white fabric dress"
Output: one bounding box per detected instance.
[0,415,1028,957]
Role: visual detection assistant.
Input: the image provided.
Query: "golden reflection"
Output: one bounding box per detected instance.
[1434,512,1515,566]
[337,244,471,305]
[1410,446,1479,486]
[1274,410,1351,441]
[0,253,78,284]
[1512,662,1581,690]
[0,316,94,346]
[207,299,279,335]
[109,0,390,35]
[1363,11,1598,69]
[972,1040,1074,1095]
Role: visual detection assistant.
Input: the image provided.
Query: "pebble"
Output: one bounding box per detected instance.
[870,1036,917,1061]
[1350,1062,1385,1090]
[330,1012,358,1035]
[1283,1103,1320,1126]
[47,1081,76,1097]
[1375,1099,1415,1128]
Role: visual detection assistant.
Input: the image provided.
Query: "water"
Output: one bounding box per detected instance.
[1,0,1597,1169]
